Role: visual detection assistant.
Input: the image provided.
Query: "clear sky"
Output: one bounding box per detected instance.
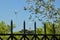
[0,0,60,32]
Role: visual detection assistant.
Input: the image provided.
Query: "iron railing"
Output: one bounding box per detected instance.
[0,20,60,40]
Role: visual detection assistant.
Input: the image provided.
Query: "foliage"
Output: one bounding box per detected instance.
[24,0,60,23]
[36,21,60,34]
[36,21,60,39]
[0,21,10,34]
[0,21,60,39]
[0,21,19,40]
[23,0,60,39]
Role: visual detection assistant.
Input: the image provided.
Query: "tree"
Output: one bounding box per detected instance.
[0,21,18,40]
[36,22,60,39]
[0,21,10,34]
[24,0,60,24]
[0,21,10,40]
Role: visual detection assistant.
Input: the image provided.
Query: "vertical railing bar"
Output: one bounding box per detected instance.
[11,20,13,40]
[34,22,36,34]
[24,21,25,34]
[34,22,36,40]
[24,21,25,40]
[53,24,55,34]
[52,24,56,40]
[44,23,46,35]
[44,23,46,40]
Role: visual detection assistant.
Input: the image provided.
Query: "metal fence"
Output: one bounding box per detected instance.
[0,20,60,40]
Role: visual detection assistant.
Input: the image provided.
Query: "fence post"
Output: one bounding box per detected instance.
[53,24,55,34]
[44,23,46,40]
[24,21,26,40]
[34,22,36,34]
[11,20,13,40]
[34,22,36,40]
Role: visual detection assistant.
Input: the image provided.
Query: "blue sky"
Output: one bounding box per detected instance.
[0,0,60,32]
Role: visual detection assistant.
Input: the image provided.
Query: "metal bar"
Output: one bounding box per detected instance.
[53,24,55,34]
[44,23,46,35]
[34,22,36,40]
[0,34,60,36]
[34,22,36,34]
[11,20,13,40]
[24,21,25,40]
[44,23,46,40]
